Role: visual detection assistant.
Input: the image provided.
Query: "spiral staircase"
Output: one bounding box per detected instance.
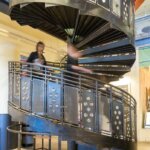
[7,0,137,150]
[9,0,136,82]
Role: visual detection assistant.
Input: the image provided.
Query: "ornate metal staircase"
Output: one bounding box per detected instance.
[9,0,136,81]
[8,61,136,150]
[8,0,137,150]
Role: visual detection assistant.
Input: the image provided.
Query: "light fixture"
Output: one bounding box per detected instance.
[65,28,74,36]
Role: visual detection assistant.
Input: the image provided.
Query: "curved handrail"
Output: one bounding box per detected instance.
[9,0,136,82]
[9,0,135,39]
[8,61,137,142]
[12,61,136,103]
[7,123,50,136]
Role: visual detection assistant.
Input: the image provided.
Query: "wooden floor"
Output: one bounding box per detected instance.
[137,142,150,150]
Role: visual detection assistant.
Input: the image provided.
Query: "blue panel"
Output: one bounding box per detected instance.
[32,79,45,114]
[47,82,61,120]
[78,143,96,150]
[13,74,20,106]
[25,115,60,134]
[136,37,150,47]
[21,77,31,111]
[0,114,11,150]
[9,73,13,102]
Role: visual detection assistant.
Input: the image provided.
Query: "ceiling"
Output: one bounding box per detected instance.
[135,0,150,18]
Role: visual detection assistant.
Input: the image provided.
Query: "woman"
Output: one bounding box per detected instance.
[22,41,47,76]
[27,41,46,67]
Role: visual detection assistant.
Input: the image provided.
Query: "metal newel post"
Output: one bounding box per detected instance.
[17,123,22,150]
[95,80,99,132]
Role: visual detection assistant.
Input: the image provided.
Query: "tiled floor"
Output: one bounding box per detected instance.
[13,137,150,150]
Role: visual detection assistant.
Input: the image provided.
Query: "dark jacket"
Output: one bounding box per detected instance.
[27,51,46,65]
[66,55,78,72]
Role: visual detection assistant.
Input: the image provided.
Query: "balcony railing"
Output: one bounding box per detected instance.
[8,61,137,142]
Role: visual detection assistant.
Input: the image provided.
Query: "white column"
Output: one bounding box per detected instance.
[0,40,16,114]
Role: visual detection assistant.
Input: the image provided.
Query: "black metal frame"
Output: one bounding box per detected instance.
[8,0,136,81]
[8,61,137,143]
[9,0,135,44]
[7,1,137,149]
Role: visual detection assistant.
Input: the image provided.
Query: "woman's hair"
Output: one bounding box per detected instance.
[36,41,45,51]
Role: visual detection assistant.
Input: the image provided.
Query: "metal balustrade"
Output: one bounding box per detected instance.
[2,0,137,149]
[8,61,137,143]
[7,123,54,150]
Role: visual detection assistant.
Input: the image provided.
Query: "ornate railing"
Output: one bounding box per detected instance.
[9,0,136,82]
[8,61,137,142]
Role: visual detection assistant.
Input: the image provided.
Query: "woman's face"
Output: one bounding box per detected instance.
[37,44,44,54]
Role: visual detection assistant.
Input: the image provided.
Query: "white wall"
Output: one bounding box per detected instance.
[110,49,150,142]
[124,50,150,142]
[0,13,67,114]
[0,38,17,114]
[0,34,65,114]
